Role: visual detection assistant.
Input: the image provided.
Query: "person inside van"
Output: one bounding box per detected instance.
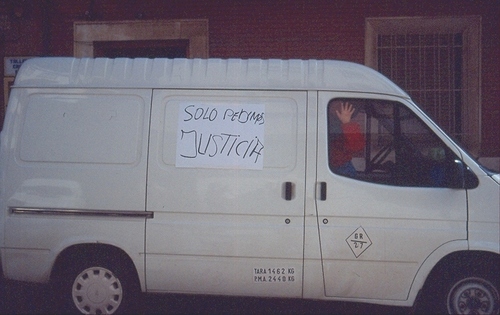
[328,100,365,177]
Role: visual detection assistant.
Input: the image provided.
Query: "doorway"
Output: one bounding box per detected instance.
[74,19,208,58]
[93,39,189,58]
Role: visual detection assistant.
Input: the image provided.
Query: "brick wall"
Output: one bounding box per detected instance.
[1,0,498,156]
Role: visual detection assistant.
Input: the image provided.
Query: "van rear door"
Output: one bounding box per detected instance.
[1,88,151,282]
[146,90,307,297]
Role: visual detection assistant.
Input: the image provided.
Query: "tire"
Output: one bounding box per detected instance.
[57,256,139,314]
[416,273,500,314]
[414,258,500,315]
[446,276,499,315]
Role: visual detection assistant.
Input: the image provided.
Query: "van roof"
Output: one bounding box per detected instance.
[14,57,409,98]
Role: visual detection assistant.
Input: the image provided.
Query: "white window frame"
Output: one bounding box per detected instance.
[74,19,209,59]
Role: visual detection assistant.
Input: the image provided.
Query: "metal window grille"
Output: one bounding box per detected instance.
[377,33,463,140]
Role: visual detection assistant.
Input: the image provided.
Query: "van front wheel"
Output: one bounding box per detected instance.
[446,276,499,314]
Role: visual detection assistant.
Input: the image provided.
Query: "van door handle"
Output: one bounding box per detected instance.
[283,182,294,200]
[318,182,327,201]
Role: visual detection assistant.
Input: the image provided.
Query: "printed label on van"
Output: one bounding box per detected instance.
[176,103,265,169]
[345,226,372,258]
[253,267,296,283]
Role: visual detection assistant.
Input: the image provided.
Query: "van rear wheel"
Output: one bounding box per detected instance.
[57,256,139,314]
[71,265,123,314]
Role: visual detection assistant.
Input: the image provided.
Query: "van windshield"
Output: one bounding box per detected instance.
[413,102,499,175]
[449,140,499,175]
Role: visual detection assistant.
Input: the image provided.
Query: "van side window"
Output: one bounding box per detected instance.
[327,99,462,187]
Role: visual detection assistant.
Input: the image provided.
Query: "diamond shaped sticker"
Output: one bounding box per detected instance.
[346,226,372,258]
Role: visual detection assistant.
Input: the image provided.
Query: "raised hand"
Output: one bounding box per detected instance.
[335,102,355,124]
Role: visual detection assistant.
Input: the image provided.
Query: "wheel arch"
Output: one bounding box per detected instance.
[423,250,500,288]
[50,243,141,290]
[413,250,500,313]
[407,240,468,304]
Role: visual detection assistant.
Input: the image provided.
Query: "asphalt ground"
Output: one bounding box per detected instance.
[0,279,411,314]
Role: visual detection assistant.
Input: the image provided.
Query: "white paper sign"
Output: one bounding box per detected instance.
[176,103,265,169]
[4,57,31,76]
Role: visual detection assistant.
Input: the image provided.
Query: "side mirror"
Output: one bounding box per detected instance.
[447,159,479,189]
[463,165,479,189]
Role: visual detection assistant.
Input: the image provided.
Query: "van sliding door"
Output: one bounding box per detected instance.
[146,90,307,297]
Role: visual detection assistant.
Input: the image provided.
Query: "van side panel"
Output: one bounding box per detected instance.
[0,88,151,282]
[301,91,328,300]
[466,174,500,253]
[146,90,307,297]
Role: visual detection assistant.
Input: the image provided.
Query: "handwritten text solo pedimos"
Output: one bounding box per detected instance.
[176,103,265,169]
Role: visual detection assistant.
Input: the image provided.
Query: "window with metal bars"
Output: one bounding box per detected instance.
[377,33,463,141]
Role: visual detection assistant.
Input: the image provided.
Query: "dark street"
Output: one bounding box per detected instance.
[0,279,410,315]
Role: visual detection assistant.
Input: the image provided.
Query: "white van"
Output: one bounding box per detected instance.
[0,57,498,314]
